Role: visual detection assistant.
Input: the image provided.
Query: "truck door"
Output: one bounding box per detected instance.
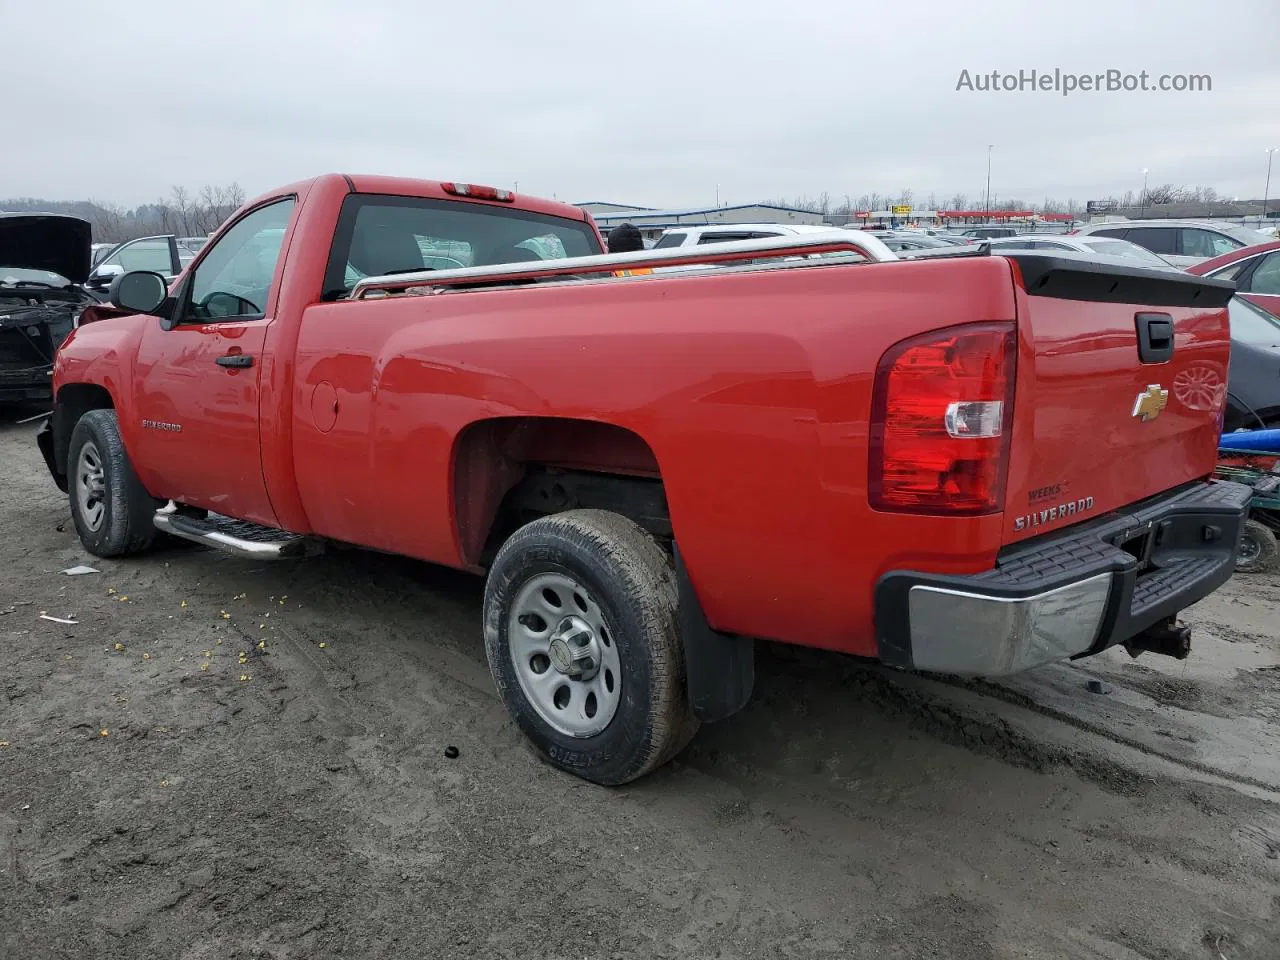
[131,198,297,526]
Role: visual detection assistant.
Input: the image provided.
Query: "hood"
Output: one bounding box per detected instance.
[0,213,93,284]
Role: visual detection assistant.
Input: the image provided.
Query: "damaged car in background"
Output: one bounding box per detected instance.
[0,213,95,409]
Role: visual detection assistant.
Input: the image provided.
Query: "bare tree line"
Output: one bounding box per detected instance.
[0,183,247,243]
[766,184,1238,217]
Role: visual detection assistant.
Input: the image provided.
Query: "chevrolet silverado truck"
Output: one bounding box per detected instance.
[36,173,1249,785]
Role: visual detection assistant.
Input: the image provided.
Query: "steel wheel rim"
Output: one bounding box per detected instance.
[1239,535,1261,564]
[509,572,622,738]
[75,441,106,532]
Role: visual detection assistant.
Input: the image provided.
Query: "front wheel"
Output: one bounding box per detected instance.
[483,510,698,785]
[1237,518,1279,575]
[68,409,161,558]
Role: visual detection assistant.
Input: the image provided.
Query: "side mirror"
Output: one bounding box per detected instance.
[109,270,169,315]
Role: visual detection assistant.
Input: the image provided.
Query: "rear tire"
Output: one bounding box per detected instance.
[483,509,698,785]
[1237,518,1279,575]
[68,409,161,558]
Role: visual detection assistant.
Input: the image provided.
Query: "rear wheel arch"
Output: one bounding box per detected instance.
[452,415,755,725]
[450,415,667,568]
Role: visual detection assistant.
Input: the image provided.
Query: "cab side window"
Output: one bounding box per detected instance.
[1122,227,1176,256]
[1179,228,1240,259]
[184,199,295,322]
[107,238,175,275]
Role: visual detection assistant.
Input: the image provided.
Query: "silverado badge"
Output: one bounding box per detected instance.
[1132,384,1169,422]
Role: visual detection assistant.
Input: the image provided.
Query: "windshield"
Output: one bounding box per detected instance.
[1080,238,1170,266]
[1229,295,1280,345]
[0,266,69,286]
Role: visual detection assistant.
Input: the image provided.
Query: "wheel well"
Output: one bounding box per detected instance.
[53,383,115,475]
[452,417,668,567]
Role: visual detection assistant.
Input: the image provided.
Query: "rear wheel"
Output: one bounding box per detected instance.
[1237,518,1279,575]
[68,409,161,558]
[483,509,698,785]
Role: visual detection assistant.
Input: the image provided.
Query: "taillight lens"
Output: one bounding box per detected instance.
[869,322,1016,514]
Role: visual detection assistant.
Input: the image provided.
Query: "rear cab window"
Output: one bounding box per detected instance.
[324,194,601,299]
[653,232,686,249]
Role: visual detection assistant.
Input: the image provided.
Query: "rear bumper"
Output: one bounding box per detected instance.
[874,480,1252,677]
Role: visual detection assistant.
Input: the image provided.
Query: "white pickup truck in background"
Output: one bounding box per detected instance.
[648,222,895,270]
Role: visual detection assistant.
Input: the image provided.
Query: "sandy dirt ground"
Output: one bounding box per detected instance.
[2,416,1278,959]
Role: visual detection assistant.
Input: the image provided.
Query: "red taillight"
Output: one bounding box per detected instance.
[441,182,514,202]
[869,322,1016,515]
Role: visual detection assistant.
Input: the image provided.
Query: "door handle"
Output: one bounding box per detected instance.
[1135,313,1175,364]
[216,354,254,368]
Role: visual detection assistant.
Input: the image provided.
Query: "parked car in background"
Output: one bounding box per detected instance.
[984,235,1180,270]
[0,214,96,407]
[872,232,957,252]
[84,235,190,297]
[1185,240,1280,316]
[1221,294,1280,430]
[1072,219,1272,268]
[650,223,889,271]
[652,223,846,248]
[960,226,1017,239]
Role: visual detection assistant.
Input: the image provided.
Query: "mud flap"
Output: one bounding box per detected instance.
[673,543,754,722]
[35,416,67,492]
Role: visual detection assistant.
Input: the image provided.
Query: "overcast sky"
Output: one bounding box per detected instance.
[3,0,1278,210]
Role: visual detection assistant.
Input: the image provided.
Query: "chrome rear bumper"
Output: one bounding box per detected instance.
[875,480,1252,677]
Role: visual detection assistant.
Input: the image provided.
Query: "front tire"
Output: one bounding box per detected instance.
[483,510,698,785]
[68,409,161,558]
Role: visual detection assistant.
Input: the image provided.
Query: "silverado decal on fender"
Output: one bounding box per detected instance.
[1012,496,1096,532]
[141,419,183,433]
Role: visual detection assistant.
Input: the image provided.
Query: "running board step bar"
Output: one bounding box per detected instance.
[153,503,316,559]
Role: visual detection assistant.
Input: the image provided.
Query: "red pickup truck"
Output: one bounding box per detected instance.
[37,174,1249,784]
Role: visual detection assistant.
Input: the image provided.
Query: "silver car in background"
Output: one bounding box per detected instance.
[1071,219,1271,268]
[983,234,1183,270]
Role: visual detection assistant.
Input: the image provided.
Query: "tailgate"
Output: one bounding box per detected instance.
[1002,254,1236,545]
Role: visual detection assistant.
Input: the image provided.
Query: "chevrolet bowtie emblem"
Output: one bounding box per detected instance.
[1132,384,1169,422]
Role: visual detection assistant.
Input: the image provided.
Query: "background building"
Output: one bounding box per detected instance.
[582,202,829,242]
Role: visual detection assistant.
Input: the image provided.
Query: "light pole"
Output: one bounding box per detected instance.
[1139,168,1149,217]
[1264,148,1278,221]
[985,144,993,219]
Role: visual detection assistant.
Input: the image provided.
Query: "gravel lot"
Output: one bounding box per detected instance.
[2,417,1279,959]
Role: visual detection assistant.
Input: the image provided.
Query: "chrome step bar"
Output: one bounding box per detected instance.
[153,502,313,559]
[349,231,897,300]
